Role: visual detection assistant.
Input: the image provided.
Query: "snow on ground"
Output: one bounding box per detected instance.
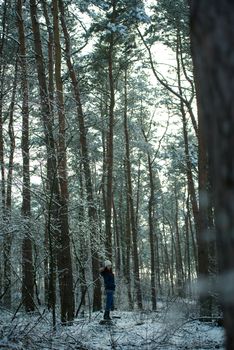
[0,301,225,349]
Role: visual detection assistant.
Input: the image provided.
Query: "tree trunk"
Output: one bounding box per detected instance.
[113,199,121,275]
[0,1,7,300]
[174,187,184,297]
[125,184,134,310]
[29,0,62,325]
[189,2,234,347]
[176,28,211,312]
[105,30,115,260]
[3,58,17,308]
[141,128,157,310]
[148,156,157,310]
[162,220,174,295]
[40,0,56,311]
[197,99,212,317]
[17,0,35,312]
[185,197,192,296]
[52,0,74,323]
[123,70,142,309]
[188,198,198,274]
[0,0,6,219]
[58,0,102,311]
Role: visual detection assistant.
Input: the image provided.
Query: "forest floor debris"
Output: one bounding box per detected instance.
[0,301,225,350]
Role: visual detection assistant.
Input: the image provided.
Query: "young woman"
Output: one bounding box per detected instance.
[100,260,115,320]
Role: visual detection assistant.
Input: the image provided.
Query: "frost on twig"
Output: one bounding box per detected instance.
[0,299,224,350]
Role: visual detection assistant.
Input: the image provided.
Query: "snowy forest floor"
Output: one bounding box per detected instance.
[0,299,224,350]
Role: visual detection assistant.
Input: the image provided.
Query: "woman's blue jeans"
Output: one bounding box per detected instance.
[105,290,114,311]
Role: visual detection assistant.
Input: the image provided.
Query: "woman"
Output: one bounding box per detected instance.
[100,260,115,320]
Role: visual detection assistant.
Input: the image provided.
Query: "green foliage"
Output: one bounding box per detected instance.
[147,0,191,59]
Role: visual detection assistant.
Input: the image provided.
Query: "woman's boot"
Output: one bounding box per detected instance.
[104,310,111,320]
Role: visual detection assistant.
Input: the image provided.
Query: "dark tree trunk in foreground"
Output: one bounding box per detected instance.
[189,2,234,348]
[197,105,212,317]
[176,30,208,304]
[177,25,211,317]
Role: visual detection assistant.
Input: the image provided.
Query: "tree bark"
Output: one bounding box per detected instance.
[162,218,174,295]
[174,186,184,297]
[52,0,74,323]
[0,2,7,300]
[148,155,157,310]
[3,58,17,308]
[40,0,56,312]
[124,181,134,310]
[176,28,211,312]
[141,128,157,310]
[30,0,58,324]
[29,0,66,324]
[105,28,115,260]
[17,0,35,312]
[113,198,121,275]
[58,0,102,311]
[189,2,234,347]
[185,197,192,295]
[197,99,212,317]
[123,70,142,309]
[0,0,7,218]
